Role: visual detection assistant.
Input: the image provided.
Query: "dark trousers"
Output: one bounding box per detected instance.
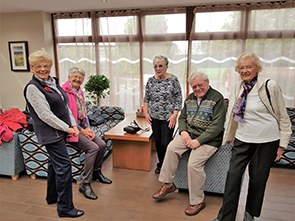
[151,118,174,168]
[45,139,74,213]
[217,139,279,221]
[69,134,107,183]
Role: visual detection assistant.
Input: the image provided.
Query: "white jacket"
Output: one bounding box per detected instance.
[223,75,291,148]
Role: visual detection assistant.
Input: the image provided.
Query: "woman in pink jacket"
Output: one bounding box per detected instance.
[62,67,112,201]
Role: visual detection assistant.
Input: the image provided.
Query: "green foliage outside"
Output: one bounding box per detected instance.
[84,74,110,105]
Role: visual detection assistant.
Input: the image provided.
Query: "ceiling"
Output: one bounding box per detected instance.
[0,0,278,13]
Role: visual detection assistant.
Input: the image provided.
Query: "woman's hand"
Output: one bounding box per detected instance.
[275,146,284,162]
[81,127,95,140]
[144,113,152,125]
[143,103,152,125]
[168,112,178,129]
[68,126,79,136]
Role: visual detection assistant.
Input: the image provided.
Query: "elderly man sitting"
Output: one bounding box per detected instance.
[152,72,227,216]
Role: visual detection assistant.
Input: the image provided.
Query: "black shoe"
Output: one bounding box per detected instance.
[93,170,112,184]
[155,167,161,174]
[58,208,84,218]
[79,183,98,200]
[46,200,57,205]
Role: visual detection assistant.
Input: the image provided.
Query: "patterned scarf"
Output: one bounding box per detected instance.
[73,88,88,123]
[233,76,257,122]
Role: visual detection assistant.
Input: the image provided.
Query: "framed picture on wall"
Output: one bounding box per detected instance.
[8,41,30,72]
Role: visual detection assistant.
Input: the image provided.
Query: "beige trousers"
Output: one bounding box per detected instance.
[158,135,217,205]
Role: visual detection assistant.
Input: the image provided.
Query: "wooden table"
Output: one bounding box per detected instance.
[104,114,153,171]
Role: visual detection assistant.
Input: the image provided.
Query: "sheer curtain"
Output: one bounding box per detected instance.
[52,1,295,111]
[53,12,96,89]
[93,10,141,111]
[245,5,295,107]
[190,2,295,106]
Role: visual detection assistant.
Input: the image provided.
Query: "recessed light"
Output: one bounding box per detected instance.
[102,0,108,3]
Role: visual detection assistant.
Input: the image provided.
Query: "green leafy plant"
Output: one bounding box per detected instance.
[84,74,110,105]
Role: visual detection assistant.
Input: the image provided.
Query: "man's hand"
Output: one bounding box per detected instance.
[186,139,201,150]
[180,131,200,150]
[180,131,191,146]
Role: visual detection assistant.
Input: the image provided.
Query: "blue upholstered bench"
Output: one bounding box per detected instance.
[19,104,125,181]
[174,143,232,194]
[0,132,24,180]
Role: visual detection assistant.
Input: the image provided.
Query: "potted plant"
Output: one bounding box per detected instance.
[84,74,110,105]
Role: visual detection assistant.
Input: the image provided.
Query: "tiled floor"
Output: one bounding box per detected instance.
[0,151,294,221]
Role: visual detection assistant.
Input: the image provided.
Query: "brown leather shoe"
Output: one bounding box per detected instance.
[184,201,206,216]
[152,183,177,200]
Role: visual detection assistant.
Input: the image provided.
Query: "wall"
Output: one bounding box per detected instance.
[0,11,54,110]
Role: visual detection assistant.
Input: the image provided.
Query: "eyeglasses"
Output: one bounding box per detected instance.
[32,65,51,69]
[237,65,255,71]
[153,64,166,69]
[191,80,207,90]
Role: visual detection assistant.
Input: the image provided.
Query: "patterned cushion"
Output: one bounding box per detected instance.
[19,130,48,177]
[274,108,295,168]
[19,130,86,181]
[174,143,232,194]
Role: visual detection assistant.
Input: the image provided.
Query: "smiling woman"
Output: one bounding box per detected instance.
[24,50,84,218]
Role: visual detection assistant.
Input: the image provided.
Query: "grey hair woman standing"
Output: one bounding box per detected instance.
[212,52,291,221]
[143,55,183,174]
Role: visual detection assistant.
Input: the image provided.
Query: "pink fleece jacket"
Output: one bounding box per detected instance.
[62,81,85,142]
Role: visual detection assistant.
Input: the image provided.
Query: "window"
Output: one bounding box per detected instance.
[249,8,295,31]
[99,16,138,35]
[191,40,241,97]
[53,4,295,110]
[144,14,186,34]
[57,18,92,36]
[195,11,241,32]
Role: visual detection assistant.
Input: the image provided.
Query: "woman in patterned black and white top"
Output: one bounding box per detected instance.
[143,55,183,174]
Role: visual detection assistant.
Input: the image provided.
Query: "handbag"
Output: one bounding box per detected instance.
[123,120,142,134]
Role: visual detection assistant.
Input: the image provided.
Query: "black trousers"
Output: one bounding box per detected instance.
[217,138,279,221]
[151,118,174,168]
[45,138,74,213]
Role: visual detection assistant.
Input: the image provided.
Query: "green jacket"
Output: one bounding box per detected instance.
[178,87,227,148]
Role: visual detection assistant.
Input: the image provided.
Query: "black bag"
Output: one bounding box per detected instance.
[123,120,141,134]
[23,108,34,132]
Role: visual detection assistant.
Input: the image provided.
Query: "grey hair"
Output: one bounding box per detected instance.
[153,55,169,66]
[68,67,85,77]
[188,72,209,83]
[29,50,53,67]
[235,52,263,72]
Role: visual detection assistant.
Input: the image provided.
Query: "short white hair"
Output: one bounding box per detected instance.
[188,72,209,83]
